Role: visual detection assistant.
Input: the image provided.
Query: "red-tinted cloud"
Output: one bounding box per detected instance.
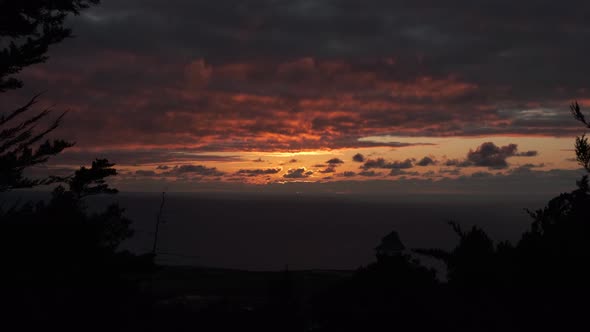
[5,55,493,153]
[6,0,590,165]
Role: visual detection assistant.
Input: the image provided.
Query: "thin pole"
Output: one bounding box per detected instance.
[151,192,166,255]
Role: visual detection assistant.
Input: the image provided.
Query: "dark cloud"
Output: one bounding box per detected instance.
[65,0,590,83]
[511,163,546,173]
[135,170,157,177]
[114,167,587,196]
[516,151,538,157]
[47,149,245,166]
[466,142,535,169]
[389,169,420,176]
[319,167,336,174]
[163,165,225,177]
[439,168,461,176]
[340,171,356,177]
[471,171,494,178]
[326,158,344,165]
[443,142,539,169]
[417,156,437,166]
[9,0,590,160]
[359,170,382,177]
[523,163,545,168]
[156,165,170,170]
[352,153,365,163]
[237,168,282,177]
[283,168,313,179]
[423,170,437,178]
[362,158,414,170]
[444,159,472,167]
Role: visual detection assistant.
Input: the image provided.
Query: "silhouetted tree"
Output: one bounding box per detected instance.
[0,94,74,191]
[407,102,590,331]
[2,159,129,268]
[514,103,590,285]
[0,158,154,331]
[0,0,100,91]
[570,101,590,172]
[0,2,153,330]
[1,1,100,191]
[416,221,499,287]
[311,232,442,332]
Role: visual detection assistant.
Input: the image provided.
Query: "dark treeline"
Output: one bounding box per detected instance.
[2,1,590,331]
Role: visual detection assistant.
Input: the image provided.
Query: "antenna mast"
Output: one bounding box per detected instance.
[151,191,166,255]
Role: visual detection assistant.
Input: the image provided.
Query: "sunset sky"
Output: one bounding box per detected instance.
[6,0,590,195]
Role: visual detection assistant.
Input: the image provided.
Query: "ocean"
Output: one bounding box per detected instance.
[3,191,553,271]
[105,193,550,270]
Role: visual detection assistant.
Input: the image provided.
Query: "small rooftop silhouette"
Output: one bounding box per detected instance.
[375,231,405,257]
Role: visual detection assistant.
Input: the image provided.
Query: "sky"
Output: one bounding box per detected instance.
[6,0,590,195]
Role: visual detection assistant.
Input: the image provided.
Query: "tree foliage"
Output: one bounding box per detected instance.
[1,159,132,263]
[0,3,149,329]
[571,101,590,172]
[0,1,100,192]
[0,158,149,331]
[0,94,74,191]
[0,0,100,91]
[416,102,590,284]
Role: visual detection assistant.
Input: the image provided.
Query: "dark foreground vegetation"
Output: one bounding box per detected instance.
[2,1,590,331]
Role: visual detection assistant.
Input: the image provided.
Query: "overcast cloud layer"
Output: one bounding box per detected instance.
[4,1,590,193]
[3,0,589,153]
